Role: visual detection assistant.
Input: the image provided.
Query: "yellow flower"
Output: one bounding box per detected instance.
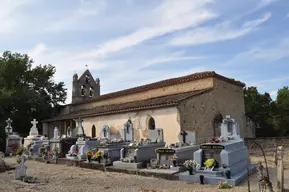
[204,159,216,168]
[86,150,92,156]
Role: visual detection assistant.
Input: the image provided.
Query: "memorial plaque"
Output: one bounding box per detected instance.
[201,149,222,168]
[200,145,225,149]
[123,146,138,149]
[156,149,175,154]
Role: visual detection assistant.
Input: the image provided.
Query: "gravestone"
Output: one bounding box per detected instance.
[122,122,134,142]
[178,116,255,186]
[179,130,196,145]
[149,128,164,143]
[24,119,41,148]
[277,146,284,192]
[113,128,166,169]
[14,155,28,180]
[73,118,85,137]
[5,118,23,155]
[49,127,62,156]
[101,125,110,140]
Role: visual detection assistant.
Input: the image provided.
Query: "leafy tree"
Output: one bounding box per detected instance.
[0,51,67,136]
[274,86,289,136]
[243,86,277,137]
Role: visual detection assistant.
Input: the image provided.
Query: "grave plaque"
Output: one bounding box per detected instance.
[156,149,175,154]
[200,145,225,149]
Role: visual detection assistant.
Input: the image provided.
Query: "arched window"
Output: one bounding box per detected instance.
[91,125,96,138]
[148,117,156,130]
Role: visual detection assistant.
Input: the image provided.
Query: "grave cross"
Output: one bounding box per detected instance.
[31,119,38,127]
[180,130,187,144]
[5,118,13,134]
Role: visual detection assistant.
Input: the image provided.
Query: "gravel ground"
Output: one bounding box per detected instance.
[0,156,288,192]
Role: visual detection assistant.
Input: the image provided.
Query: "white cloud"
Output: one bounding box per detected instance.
[45,0,107,32]
[170,12,271,46]
[226,37,289,66]
[0,0,33,35]
[77,0,217,59]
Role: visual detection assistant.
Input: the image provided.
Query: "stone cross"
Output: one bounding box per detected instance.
[29,119,39,136]
[5,118,13,134]
[73,117,85,137]
[53,127,59,139]
[180,130,187,144]
[277,146,284,192]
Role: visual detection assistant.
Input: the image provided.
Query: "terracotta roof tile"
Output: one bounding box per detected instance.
[71,71,245,106]
[43,88,213,122]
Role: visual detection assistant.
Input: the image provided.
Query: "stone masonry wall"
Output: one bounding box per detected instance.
[71,78,214,112]
[179,78,253,144]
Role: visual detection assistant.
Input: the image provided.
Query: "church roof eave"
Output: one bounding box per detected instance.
[42,88,213,123]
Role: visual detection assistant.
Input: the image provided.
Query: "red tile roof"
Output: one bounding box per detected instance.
[42,88,213,122]
[71,71,245,106]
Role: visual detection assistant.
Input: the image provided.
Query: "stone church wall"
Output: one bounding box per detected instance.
[71,78,214,112]
[179,78,252,144]
[81,107,180,145]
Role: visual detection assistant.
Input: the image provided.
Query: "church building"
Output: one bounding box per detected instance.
[42,70,255,144]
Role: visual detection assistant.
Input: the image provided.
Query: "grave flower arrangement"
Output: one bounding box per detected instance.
[53,145,59,157]
[16,147,27,156]
[92,151,102,163]
[68,145,78,157]
[40,145,46,156]
[86,150,93,162]
[208,138,221,143]
[183,160,197,175]
[204,159,216,169]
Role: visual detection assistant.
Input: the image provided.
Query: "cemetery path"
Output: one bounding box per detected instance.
[1,157,288,192]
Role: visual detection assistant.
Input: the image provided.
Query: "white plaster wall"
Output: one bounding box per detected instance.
[81,107,180,145]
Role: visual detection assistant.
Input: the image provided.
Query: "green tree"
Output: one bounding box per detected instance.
[243,86,277,137]
[0,51,67,136]
[274,86,289,136]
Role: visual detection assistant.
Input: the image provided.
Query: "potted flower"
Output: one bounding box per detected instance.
[92,151,102,163]
[183,160,197,175]
[170,155,177,167]
[86,150,93,162]
[204,159,216,170]
[222,164,231,179]
[39,145,46,157]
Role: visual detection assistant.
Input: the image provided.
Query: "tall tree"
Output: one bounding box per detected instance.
[0,51,67,136]
[243,86,277,137]
[274,86,289,136]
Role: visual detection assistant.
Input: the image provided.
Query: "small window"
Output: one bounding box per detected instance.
[148,117,155,130]
[91,125,96,138]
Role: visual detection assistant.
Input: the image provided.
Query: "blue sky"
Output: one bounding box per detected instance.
[0,0,289,104]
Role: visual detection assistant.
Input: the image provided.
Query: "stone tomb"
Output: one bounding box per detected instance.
[23,119,42,148]
[113,128,166,169]
[5,118,23,155]
[178,116,256,186]
[90,122,134,165]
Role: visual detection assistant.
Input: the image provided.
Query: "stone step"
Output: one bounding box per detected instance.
[196,169,224,176]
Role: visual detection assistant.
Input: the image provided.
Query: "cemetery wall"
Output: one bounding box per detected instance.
[71,78,214,112]
[244,137,289,149]
[81,107,180,144]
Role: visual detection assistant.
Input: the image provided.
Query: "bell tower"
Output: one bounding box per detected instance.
[71,69,100,104]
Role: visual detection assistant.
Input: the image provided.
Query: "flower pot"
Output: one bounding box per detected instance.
[172,160,177,167]
[87,156,91,162]
[225,170,231,179]
[200,175,204,185]
[188,167,194,175]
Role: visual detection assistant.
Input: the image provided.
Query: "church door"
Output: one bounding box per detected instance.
[91,125,96,138]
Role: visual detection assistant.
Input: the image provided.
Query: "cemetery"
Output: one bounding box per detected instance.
[0,116,287,192]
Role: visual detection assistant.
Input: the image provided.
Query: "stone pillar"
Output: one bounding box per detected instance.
[42,123,49,136]
[277,146,284,192]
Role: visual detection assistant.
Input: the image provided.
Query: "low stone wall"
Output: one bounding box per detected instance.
[244,137,289,149]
